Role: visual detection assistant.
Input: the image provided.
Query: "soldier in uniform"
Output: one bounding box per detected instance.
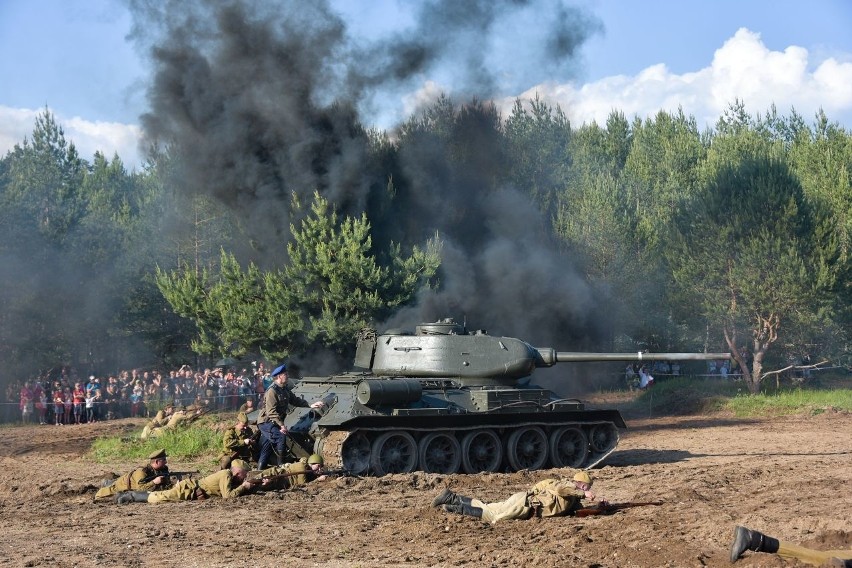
[147,404,205,438]
[116,459,253,504]
[248,453,327,491]
[256,364,325,469]
[218,412,257,469]
[431,471,600,524]
[140,405,173,439]
[94,449,173,501]
[730,526,852,566]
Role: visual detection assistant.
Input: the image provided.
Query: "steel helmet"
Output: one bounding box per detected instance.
[307,453,324,465]
[573,471,593,485]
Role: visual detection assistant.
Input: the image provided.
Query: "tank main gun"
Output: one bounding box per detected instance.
[537,349,731,365]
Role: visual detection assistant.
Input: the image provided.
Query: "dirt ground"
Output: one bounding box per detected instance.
[1,407,850,568]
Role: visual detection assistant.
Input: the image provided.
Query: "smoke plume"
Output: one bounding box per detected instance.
[128,0,608,351]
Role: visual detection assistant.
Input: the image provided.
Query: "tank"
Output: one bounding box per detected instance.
[257,318,729,475]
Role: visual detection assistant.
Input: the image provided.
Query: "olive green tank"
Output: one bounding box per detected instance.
[265,318,729,476]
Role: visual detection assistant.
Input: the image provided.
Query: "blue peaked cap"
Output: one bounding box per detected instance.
[271,363,287,377]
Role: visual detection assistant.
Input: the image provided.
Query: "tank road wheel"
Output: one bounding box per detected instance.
[549,427,589,468]
[505,426,548,471]
[418,432,462,474]
[588,423,619,454]
[340,431,372,476]
[460,429,503,474]
[370,431,418,476]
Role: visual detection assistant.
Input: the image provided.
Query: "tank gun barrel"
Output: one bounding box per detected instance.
[535,349,731,366]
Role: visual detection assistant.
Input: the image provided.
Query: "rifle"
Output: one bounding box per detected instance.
[246,467,351,485]
[140,470,200,484]
[574,501,663,517]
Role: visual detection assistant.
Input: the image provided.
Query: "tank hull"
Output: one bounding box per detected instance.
[255,373,625,475]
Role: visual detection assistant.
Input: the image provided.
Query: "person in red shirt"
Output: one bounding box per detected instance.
[72,383,86,424]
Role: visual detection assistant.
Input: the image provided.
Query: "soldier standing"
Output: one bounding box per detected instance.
[256,364,325,469]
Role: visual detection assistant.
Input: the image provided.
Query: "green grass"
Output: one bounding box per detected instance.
[89,417,223,465]
[725,388,852,417]
[623,374,852,418]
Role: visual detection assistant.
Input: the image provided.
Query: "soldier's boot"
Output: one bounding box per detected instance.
[431,487,461,508]
[116,491,150,504]
[441,503,482,519]
[730,526,779,563]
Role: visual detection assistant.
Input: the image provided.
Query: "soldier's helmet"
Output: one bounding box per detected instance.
[307,454,323,465]
[573,471,593,486]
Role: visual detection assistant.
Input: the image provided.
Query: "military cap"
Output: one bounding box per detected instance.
[573,471,593,485]
[237,412,248,423]
[270,363,287,377]
[231,459,250,472]
[149,449,168,460]
[307,453,323,465]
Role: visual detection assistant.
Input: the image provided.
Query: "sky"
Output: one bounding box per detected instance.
[0,0,850,171]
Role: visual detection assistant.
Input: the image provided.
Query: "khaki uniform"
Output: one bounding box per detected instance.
[776,543,852,566]
[140,410,169,440]
[254,460,313,491]
[94,464,172,500]
[219,425,256,469]
[147,469,248,503]
[474,478,585,524]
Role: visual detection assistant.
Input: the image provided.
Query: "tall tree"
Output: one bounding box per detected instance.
[668,129,839,392]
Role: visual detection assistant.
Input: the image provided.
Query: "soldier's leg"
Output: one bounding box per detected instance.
[474,492,531,524]
[776,542,852,567]
[257,423,274,470]
[116,491,150,504]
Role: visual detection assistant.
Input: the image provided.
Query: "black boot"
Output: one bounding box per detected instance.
[459,503,483,518]
[116,491,150,504]
[432,487,461,508]
[730,526,779,563]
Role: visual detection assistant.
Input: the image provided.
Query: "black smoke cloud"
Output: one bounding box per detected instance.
[128,0,609,350]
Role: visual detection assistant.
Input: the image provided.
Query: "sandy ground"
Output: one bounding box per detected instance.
[1,407,850,568]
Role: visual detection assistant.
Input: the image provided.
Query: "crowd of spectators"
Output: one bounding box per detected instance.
[1,362,275,425]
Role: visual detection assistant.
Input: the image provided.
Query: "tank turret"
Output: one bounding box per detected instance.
[355,318,728,385]
[259,318,729,477]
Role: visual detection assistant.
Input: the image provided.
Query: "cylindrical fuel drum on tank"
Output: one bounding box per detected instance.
[356,379,423,406]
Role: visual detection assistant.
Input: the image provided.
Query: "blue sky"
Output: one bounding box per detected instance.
[1,0,850,170]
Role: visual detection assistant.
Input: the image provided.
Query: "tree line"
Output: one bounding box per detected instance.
[1,98,849,393]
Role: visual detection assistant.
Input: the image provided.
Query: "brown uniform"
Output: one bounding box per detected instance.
[94,464,172,500]
[147,469,248,503]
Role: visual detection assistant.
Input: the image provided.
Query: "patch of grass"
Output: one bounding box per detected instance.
[89,418,223,464]
[726,388,852,417]
[623,374,852,418]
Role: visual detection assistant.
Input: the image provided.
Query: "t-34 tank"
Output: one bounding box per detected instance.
[272,318,728,476]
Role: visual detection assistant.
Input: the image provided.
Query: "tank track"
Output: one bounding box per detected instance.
[316,421,620,476]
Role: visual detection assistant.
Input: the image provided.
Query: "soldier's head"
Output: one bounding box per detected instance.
[236,412,248,426]
[271,363,288,384]
[307,453,324,472]
[231,459,250,481]
[149,449,168,469]
[572,471,593,491]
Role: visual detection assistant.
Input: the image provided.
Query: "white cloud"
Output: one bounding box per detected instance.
[0,106,143,170]
[502,28,852,129]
